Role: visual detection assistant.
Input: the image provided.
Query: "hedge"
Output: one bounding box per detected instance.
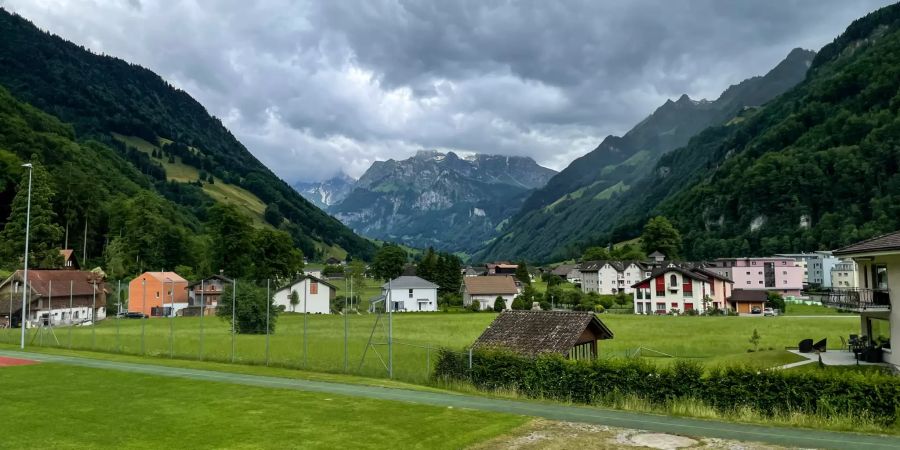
[434,348,900,425]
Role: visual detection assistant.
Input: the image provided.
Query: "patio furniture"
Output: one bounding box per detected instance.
[798,339,814,353]
[813,338,827,353]
[861,346,883,363]
[839,335,847,351]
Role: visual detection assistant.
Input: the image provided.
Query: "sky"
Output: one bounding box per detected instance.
[1,0,895,183]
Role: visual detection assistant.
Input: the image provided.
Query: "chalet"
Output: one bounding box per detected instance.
[824,231,900,370]
[273,274,337,314]
[184,274,233,316]
[631,265,733,314]
[59,249,79,270]
[551,264,580,283]
[127,272,189,317]
[486,262,517,275]
[373,276,439,312]
[0,270,107,327]
[462,276,519,311]
[472,310,613,360]
[463,267,486,277]
[325,257,345,266]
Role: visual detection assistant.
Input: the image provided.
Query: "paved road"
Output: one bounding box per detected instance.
[2,349,898,450]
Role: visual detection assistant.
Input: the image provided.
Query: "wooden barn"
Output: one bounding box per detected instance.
[472,310,613,360]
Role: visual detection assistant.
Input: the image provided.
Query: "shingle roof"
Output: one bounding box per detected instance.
[473,311,613,357]
[277,274,338,292]
[187,274,233,288]
[551,264,577,276]
[649,251,666,258]
[383,276,439,290]
[143,272,188,283]
[0,270,107,313]
[833,230,900,256]
[729,289,769,302]
[463,276,518,295]
[580,260,647,272]
[630,266,710,288]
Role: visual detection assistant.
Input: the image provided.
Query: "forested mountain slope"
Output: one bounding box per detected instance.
[477,48,814,262]
[0,9,375,262]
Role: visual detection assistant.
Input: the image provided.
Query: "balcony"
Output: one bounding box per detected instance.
[806,288,891,312]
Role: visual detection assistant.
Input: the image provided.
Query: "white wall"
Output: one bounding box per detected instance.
[466,294,515,311]
[273,279,332,314]
[633,272,711,314]
[383,287,437,312]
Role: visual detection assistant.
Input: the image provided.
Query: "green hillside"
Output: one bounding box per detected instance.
[0,8,375,263]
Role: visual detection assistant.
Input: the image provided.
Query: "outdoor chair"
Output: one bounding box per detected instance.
[839,335,847,351]
[798,339,814,353]
[813,338,827,352]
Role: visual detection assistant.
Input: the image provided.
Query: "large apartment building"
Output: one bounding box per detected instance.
[579,261,650,295]
[706,257,804,297]
[775,251,841,288]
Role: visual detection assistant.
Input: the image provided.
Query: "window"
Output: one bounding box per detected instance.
[782,271,787,275]
[752,261,757,265]
[670,275,677,286]
[156,291,160,299]
[759,281,763,284]
[310,281,318,295]
[746,271,750,275]
[746,281,751,285]
[656,302,665,311]
[408,289,413,298]
[637,303,643,313]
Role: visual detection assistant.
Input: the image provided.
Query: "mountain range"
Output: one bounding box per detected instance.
[325,150,556,251]
[475,47,816,262]
[293,173,356,210]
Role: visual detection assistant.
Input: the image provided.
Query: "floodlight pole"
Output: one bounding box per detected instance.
[19,163,33,349]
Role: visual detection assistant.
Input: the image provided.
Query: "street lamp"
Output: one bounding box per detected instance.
[19,163,33,349]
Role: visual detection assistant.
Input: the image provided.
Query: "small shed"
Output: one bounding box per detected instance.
[472,310,613,360]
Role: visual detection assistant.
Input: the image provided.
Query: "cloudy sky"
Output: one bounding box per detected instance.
[1,1,894,183]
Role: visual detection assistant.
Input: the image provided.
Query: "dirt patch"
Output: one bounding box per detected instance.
[470,419,795,450]
[0,356,39,367]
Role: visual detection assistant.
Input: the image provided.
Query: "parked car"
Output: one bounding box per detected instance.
[763,307,777,316]
[751,306,762,314]
[124,312,146,319]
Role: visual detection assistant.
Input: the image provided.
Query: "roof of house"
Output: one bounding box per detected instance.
[60,249,74,260]
[277,274,338,292]
[187,274,233,288]
[550,264,577,276]
[691,267,733,283]
[729,289,769,302]
[630,265,711,288]
[382,276,439,290]
[648,251,666,258]
[0,270,106,312]
[463,276,518,295]
[473,311,613,357]
[580,260,647,272]
[833,230,900,256]
[142,272,188,283]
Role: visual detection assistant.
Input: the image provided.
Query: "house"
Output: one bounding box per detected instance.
[184,274,232,316]
[304,269,323,279]
[728,289,768,314]
[462,276,519,311]
[325,257,345,266]
[631,265,724,314]
[463,266,486,277]
[692,267,733,310]
[706,257,804,297]
[472,310,613,360]
[59,249,79,270]
[551,264,581,284]
[775,251,841,288]
[825,231,899,370]
[272,275,337,314]
[830,259,858,288]
[648,251,666,263]
[375,276,439,312]
[0,270,107,327]
[579,261,648,295]
[127,272,189,317]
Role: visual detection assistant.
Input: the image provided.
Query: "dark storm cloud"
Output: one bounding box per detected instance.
[2,0,894,182]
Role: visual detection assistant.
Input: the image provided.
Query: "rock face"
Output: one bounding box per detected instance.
[293,173,355,209]
[329,150,556,252]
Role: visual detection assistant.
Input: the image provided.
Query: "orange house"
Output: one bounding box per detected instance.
[128,272,188,317]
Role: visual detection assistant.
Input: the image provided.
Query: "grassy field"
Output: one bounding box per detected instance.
[7,312,860,383]
[0,362,524,449]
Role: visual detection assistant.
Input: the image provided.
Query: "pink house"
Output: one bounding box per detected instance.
[706,257,804,297]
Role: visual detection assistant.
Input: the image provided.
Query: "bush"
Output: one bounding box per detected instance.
[493,296,506,312]
[539,301,552,311]
[434,349,900,426]
[467,301,481,312]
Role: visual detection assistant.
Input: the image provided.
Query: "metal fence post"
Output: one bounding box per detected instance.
[91,280,96,350]
[199,279,205,361]
[168,279,174,358]
[468,347,473,370]
[68,280,73,349]
[426,345,430,376]
[43,280,50,347]
[303,283,308,368]
[141,278,146,355]
[116,280,121,353]
[231,278,236,363]
[265,279,270,367]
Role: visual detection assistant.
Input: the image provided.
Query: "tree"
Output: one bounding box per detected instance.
[515,261,531,285]
[0,159,63,268]
[371,244,407,281]
[766,291,785,312]
[263,203,284,226]
[418,247,438,282]
[347,260,366,292]
[610,244,646,261]
[251,229,304,280]
[749,328,761,352]
[582,246,610,261]
[289,289,300,312]
[641,216,682,260]
[493,296,506,312]
[207,204,255,278]
[216,283,278,334]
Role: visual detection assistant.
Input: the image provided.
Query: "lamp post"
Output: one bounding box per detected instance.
[19,163,33,349]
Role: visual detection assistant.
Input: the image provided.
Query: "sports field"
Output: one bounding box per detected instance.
[5,312,859,382]
[0,361,524,449]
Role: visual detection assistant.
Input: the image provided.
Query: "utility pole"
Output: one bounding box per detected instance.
[19,163,33,349]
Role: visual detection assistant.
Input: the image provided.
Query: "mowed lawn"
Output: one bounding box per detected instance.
[0,362,525,449]
[5,313,859,382]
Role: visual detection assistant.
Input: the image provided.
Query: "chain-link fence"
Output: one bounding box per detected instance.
[3,277,468,384]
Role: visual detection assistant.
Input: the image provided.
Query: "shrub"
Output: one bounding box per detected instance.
[539,301,551,311]
[467,301,481,312]
[493,296,506,312]
[434,349,900,426]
